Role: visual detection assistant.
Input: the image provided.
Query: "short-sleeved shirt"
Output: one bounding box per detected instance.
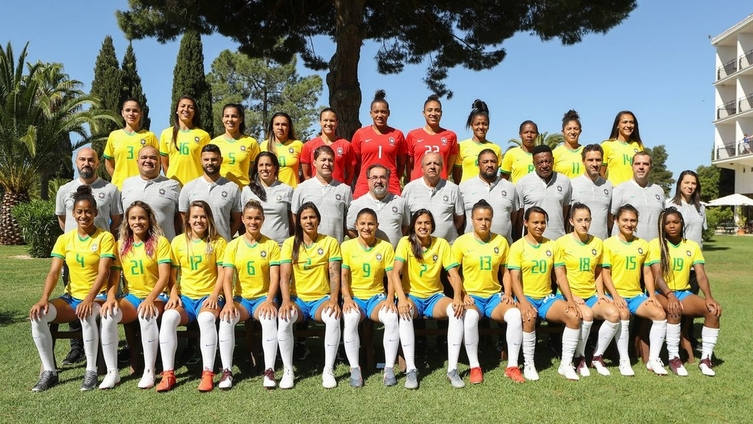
[103,129,159,189]
[291,177,352,242]
[260,139,304,188]
[515,172,572,240]
[179,176,241,241]
[341,238,395,299]
[346,193,409,248]
[402,178,464,243]
[646,238,704,292]
[507,237,556,299]
[55,178,123,232]
[171,235,227,299]
[454,139,502,183]
[500,146,534,183]
[452,232,509,297]
[601,236,650,298]
[121,175,181,240]
[223,235,280,300]
[51,229,115,299]
[459,176,516,243]
[601,140,644,186]
[406,128,458,181]
[394,236,458,298]
[554,234,603,299]
[113,236,172,298]
[159,127,211,186]
[300,137,356,184]
[552,144,584,178]
[240,182,293,245]
[570,175,613,240]
[610,180,664,241]
[279,234,341,301]
[351,125,406,198]
[210,135,260,188]
[665,199,707,247]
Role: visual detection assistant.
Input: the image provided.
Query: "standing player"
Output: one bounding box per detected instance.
[301,108,355,183]
[352,90,407,198]
[453,99,501,183]
[610,151,664,240]
[241,152,294,246]
[210,103,260,188]
[570,144,613,239]
[406,94,458,181]
[667,170,707,248]
[159,95,211,186]
[260,112,304,188]
[104,98,159,189]
[501,121,538,183]
[601,111,645,186]
[553,110,585,178]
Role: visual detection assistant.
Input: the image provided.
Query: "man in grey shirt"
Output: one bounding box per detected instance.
[570,144,613,239]
[402,152,464,243]
[611,151,665,241]
[121,146,181,240]
[347,164,409,247]
[459,149,516,243]
[291,145,352,242]
[515,145,571,240]
[179,144,241,241]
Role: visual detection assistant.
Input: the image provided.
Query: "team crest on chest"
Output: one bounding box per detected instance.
[221,191,228,198]
[260,251,267,258]
[443,195,449,202]
[140,139,146,145]
[388,137,395,145]
[376,253,383,261]
[686,250,692,257]
[288,147,295,154]
[494,247,500,254]
[546,250,552,257]
[432,254,438,262]
[240,145,246,151]
[391,206,399,214]
[501,190,507,197]
[604,189,609,196]
[592,249,597,256]
[557,186,562,192]
[317,248,324,255]
[159,188,166,195]
[98,192,105,199]
[276,195,282,201]
[90,243,98,252]
[441,137,447,145]
[335,194,342,201]
[337,147,343,155]
[638,248,644,255]
[655,194,661,201]
[194,136,200,143]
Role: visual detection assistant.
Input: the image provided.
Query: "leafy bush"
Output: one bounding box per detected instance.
[704,207,733,242]
[11,200,62,257]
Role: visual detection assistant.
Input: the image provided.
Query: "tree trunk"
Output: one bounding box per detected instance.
[0,189,30,245]
[40,171,50,200]
[328,0,365,140]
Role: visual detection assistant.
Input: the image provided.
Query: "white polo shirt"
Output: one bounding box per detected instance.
[459,175,516,243]
[611,179,665,241]
[402,177,464,243]
[179,176,241,241]
[121,175,181,240]
[515,172,572,240]
[347,192,409,247]
[240,181,293,246]
[570,175,613,240]
[291,177,352,242]
[55,178,122,232]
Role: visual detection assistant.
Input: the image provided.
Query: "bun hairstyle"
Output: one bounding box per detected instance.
[466,99,489,129]
[562,109,581,130]
[371,89,389,109]
[73,185,96,210]
[424,94,441,108]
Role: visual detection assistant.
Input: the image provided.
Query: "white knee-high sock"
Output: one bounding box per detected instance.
[576,320,593,358]
[522,331,536,366]
[138,314,159,377]
[617,319,631,361]
[259,315,278,370]
[321,310,341,372]
[197,311,218,371]
[649,319,667,361]
[666,322,681,359]
[379,309,399,368]
[446,304,464,372]
[701,326,719,361]
[399,316,416,371]
[277,310,297,370]
[218,314,239,371]
[561,327,580,367]
[594,321,619,357]
[31,304,58,372]
[159,309,181,371]
[463,308,480,368]
[80,303,101,372]
[342,309,361,368]
[504,308,523,368]
[100,308,123,372]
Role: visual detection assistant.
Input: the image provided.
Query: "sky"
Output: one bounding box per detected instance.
[4,1,752,185]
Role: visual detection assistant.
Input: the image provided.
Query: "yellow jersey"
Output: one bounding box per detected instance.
[223,235,280,300]
[341,238,394,299]
[211,134,260,187]
[51,229,116,299]
[454,139,502,183]
[601,140,644,186]
[451,232,509,297]
[394,236,458,298]
[646,238,704,292]
[103,129,159,189]
[113,236,172,298]
[552,144,584,178]
[554,233,602,298]
[601,236,649,297]
[507,237,556,298]
[159,126,211,185]
[280,234,341,301]
[171,235,227,299]
[260,139,304,188]
[500,146,534,183]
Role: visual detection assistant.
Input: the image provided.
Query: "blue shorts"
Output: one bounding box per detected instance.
[673,290,694,301]
[235,296,269,317]
[123,293,169,309]
[58,293,107,309]
[293,296,330,321]
[525,294,562,320]
[408,293,445,318]
[352,293,387,318]
[584,295,599,308]
[470,294,503,318]
[181,295,225,323]
[623,293,649,314]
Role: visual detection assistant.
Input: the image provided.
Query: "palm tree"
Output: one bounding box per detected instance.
[507,131,564,151]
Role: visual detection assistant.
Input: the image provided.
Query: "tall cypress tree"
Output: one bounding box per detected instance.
[120,42,150,130]
[90,35,122,141]
[170,30,213,134]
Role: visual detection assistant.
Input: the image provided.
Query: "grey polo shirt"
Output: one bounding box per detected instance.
[240,181,293,246]
[459,175,516,243]
[665,199,707,247]
[55,178,122,232]
[515,172,572,240]
[346,192,409,247]
[121,175,181,240]
[179,176,241,241]
[611,179,665,241]
[570,175,613,240]
[402,178,464,243]
[291,177,352,242]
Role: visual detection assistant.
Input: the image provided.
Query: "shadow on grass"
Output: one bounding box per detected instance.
[0,309,25,326]
[702,244,730,252]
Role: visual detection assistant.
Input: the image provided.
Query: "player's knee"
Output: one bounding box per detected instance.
[197,311,216,326]
[580,307,594,322]
[604,306,620,323]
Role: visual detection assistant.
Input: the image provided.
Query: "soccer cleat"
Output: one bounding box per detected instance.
[558,363,580,381]
[668,357,688,377]
[98,370,121,389]
[645,358,667,376]
[156,370,176,392]
[523,363,539,381]
[263,368,276,389]
[138,372,155,389]
[80,370,98,391]
[469,367,483,384]
[62,348,84,366]
[349,367,363,388]
[591,356,611,376]
[322,368,337,389]
[219,369,234,390]
[447,369,465,388]
[505,366,525,383]
[404,369,419,389]
[383,367,397,386]
[575,357,591,377]
[698,358,715,377]
[279,368,295,390]
[198,370,214,392]
[31,371,58,392]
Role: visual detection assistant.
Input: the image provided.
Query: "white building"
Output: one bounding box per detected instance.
[712,13,753,195]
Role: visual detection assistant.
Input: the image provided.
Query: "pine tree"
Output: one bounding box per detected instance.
[120,42,150,130]
[170,30,213,134]
[90,36,122,142]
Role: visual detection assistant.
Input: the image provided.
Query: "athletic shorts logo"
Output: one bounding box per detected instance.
[288,148,294,154]
[546,250,552,257]
[494,247,500,254]
[260,251,267,258]
[140,139,146,145]
[557,186,562,192]
[432,254,438,262]
[376,253,383,261]
[159,188,166,195]
[337,147,343,155]
[194,136,200,143]
[240,145,246,151]
[592,249,597,256]
[90,243,98,252]
[638,248,644,255]
[221,191,228,198]
[501,190,507,197]
[686,250,692,257]
[604,189,609,196]
[388,137,395,145]
[98,192,105,199]
[391,206,399,214]
[317,248,324,255]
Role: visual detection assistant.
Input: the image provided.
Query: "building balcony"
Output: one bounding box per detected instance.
[715,49,753,82]
[717,100,737,119]
[713,137,753,162]
[717,58,738,80]
[715,93,753,121]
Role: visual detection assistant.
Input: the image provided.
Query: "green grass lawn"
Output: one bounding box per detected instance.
[1,236,751,423]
